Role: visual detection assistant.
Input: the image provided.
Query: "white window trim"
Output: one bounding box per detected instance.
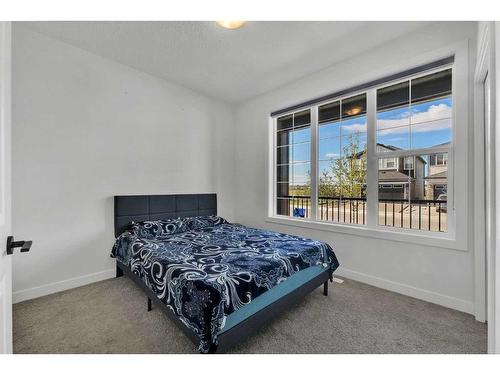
[268,40,469,252]
[404,156,414,170]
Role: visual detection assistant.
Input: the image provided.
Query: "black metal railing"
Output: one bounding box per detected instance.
[318,196,367,225]
[378,198,447,232]
[277,196,447,232]
[278,196,311,218]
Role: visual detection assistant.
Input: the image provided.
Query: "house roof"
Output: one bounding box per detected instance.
[354,143,426,164]
[378,170,413,182]
[354,143,400,158]
[376,143,402,152]
[425,170,448,180]
[430,141,451,148]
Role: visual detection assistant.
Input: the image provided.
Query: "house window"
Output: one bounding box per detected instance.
[272,64,453,235]
[379,157,397,170]
[431,153,448,166]
[404,157,414,170]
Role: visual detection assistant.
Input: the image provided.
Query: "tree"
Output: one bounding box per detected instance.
[319,132,367,198]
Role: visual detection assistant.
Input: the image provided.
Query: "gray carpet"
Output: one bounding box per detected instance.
[13,276,487,354]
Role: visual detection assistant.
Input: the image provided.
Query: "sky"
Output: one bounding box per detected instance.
[278,97,452,184]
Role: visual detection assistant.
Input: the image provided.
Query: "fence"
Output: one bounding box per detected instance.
[277,196,447,232]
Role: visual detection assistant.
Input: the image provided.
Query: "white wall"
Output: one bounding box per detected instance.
[492,20,500,354]
[11,25,235,302]
[233,22,478,314]
[11,22,481,316]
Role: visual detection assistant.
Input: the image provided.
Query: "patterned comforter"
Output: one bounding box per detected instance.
[111,216,339,352]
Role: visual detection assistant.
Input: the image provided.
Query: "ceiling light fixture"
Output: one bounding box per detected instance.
[346,107,362,116]
[216,21,247,29]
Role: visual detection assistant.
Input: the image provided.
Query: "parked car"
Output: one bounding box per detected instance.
[436,193,447,213]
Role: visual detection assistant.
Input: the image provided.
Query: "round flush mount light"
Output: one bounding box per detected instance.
[345,106,363,116]
[216,21,247,29]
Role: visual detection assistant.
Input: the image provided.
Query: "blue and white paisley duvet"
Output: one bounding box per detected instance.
[111,216,339,352]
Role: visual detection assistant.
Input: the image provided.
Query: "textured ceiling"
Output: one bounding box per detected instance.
[22,21,431,103]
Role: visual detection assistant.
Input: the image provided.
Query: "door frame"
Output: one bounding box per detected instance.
[0,21,12,354]
[474,21,496,352]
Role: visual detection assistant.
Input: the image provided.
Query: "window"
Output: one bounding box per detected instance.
[273,64,453,235]
[404,157,414,170]
[317,94,367,224]
[430,153,448,166]
[380,159,396,169]
[376,69,451,232]
[276,110,311,218]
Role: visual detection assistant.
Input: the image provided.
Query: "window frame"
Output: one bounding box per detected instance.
[267,43,469,251]
[404,156,414,170]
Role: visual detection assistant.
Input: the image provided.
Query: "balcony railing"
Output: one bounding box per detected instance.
[277,196,447,232]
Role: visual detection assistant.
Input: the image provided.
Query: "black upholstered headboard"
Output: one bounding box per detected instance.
[114,194,217,237]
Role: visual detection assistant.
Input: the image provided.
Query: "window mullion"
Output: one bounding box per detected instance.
[366,89,378,228]
[310,106,318,220]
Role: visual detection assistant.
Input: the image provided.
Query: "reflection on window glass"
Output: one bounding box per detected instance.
[277,114,293,132]
[404,156,414,170]
[276,145,290,165]
[379,157,397,170]
[274,66,453,234]
[341,132,367,156]
[377,153,448,232]
[376,68,452,152]
[342,94,367,118]
[293,127,310,144]
[276,164,292,182]
[319,138,341,161]
[377,126,410,151]
[319,100,340,123]
[317,94,367,225]
[276,110,311,218]
[291,142,310,163]
[411,69,452,103]
[377,81,410,150]
[277,129,292,147]
[291,163,311,185]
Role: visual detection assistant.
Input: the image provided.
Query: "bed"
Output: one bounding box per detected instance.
[111,194,339,353]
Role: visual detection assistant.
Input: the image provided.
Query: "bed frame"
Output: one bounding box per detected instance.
[114,193,332,353]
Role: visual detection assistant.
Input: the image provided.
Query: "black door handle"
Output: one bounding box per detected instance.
[6,236,32,255]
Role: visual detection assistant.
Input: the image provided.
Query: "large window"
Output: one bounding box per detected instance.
[376,69,451,232]
[317,94,367,224]
[276,110,311,218]
[273,65,452,234]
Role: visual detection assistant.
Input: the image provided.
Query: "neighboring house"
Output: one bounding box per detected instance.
[377,144,427,200]
[356,143,426,200]
[424,142,449,199]
[354,142,449,201]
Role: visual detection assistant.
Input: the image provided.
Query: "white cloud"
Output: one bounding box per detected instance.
[342,123,367,133]
[377,103,452,134]
[318,103,451,138]
[325,153,340,159]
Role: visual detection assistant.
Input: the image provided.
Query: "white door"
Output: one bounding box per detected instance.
[0,21,12,354]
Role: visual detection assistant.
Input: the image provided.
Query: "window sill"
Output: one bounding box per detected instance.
[265,216,466,251]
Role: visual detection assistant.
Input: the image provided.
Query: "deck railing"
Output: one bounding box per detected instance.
[277,196,447,232]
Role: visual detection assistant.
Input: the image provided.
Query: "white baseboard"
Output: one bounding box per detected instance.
[336,267,474,315]
[13,269,115,304]
[12,265,474,315]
